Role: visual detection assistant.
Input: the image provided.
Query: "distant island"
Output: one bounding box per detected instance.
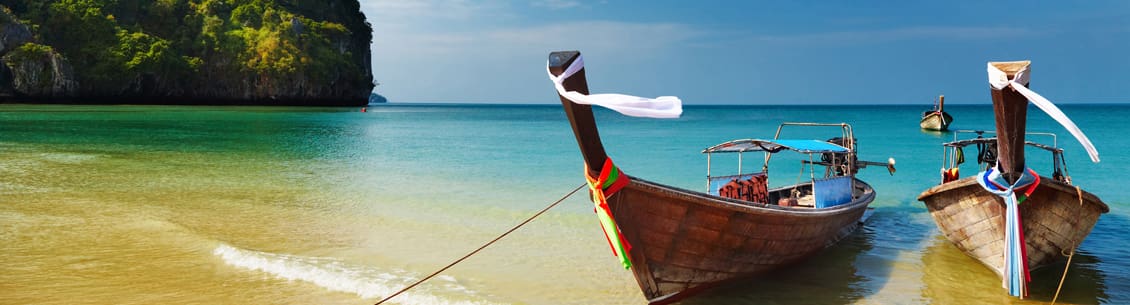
[369,92,386,104]
[0,0,373,106]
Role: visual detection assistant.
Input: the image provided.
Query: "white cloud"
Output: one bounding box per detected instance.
[753,26,1039,46]
[363,0,513,29]
[360,0,702,102]
[363,0,696,57]
[531,0,583,10]
[484,21,698,56]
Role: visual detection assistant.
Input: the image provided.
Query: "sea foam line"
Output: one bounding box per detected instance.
[213,244,502,305]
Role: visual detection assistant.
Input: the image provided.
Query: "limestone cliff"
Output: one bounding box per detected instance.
[0,8,78,98]
[0,1,373,106]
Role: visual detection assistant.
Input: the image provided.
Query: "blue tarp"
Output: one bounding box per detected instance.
[814,176,853,208]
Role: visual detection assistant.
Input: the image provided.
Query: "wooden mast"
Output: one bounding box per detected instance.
[549,51,608,178]
[989,61,1030,183]
[938,95,945,112]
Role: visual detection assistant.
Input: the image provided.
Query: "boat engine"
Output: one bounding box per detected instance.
[823,137,858,175]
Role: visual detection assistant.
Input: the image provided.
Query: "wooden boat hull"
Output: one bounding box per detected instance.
[917,176,1108,278]
[920,111,953,131]
[612,177,875,304]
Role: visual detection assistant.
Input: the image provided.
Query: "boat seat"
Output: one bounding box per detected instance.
[716,173,768,203]
[747,175,768,203]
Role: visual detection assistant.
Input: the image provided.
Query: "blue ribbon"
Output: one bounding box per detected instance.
[976,166,1038,298]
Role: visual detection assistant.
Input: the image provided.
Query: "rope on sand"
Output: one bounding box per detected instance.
[374,183,586,305]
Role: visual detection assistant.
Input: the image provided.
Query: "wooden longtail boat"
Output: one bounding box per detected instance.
[548,51,893,304]
[920,94,954,131]
[917,61,1108,298]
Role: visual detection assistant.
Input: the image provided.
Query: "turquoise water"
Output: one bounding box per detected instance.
[1,103,1127,304]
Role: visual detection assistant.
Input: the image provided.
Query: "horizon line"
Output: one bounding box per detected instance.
[373,101,1130,107]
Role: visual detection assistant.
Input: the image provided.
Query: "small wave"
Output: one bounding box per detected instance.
[39,152,98,164]
[213,244,503,305]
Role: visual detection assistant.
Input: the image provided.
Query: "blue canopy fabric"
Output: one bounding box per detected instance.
[702,139,849,154]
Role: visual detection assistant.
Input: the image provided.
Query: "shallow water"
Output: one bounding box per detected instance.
[1,103,1126,304]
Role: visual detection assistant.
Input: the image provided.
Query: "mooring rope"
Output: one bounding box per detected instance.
[1077,186,1083,206]
[1051,243,1077,305]
[374,183,585,305]
[1052,186,1087,305]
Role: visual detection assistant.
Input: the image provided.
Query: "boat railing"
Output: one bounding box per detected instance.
[706,122,857,200]
[705,146,833,194]
[774,122,854,149]
[950,129,1058,148]
[939,130,1068,184]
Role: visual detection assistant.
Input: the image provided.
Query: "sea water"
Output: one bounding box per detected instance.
[1,103,1127,304]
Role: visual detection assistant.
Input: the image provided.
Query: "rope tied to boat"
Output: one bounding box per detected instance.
[373,184,586,305]
[585,157,634,269]
[976,165,1040,298]
[1051,242,1077,305]
[1051,186,1087,304]
[1077,186,1083,206]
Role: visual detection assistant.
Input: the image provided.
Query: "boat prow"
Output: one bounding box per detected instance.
[918,175,1107,277]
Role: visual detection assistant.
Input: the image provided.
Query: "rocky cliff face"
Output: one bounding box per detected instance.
[0,10,32,52]
[0,8,77,98]
[0,1,373,106]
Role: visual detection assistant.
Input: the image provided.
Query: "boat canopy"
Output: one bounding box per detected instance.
[702,139,849,154]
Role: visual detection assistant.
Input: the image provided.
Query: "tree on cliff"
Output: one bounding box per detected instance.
[0,0,373,105]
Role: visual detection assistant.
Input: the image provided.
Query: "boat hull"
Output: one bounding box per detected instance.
[920,112,953,131]
[610,177,875,304]
[917,176,1108,278]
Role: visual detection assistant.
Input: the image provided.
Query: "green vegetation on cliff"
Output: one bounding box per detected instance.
[1,0,373,105]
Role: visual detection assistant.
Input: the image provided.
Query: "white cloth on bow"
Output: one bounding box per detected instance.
[547,55,682,119]
[987,62,1099,163]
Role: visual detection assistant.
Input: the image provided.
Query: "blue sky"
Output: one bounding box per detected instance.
[360,1,1130,105]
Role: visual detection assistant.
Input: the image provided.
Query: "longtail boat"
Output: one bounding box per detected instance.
[548,51,894,304]
[920,94,954,131]
[917,60,1108,298]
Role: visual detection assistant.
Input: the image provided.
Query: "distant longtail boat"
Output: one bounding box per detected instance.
[548,50,894,304]
[917,60,1108,298]
[920,94,954,131]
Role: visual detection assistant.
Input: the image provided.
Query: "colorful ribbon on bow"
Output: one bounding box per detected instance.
[976,166,1040,298]
[585,157,633,269]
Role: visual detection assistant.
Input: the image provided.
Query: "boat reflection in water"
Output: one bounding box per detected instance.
[920,234,1108,304]
[677,222,877,304]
